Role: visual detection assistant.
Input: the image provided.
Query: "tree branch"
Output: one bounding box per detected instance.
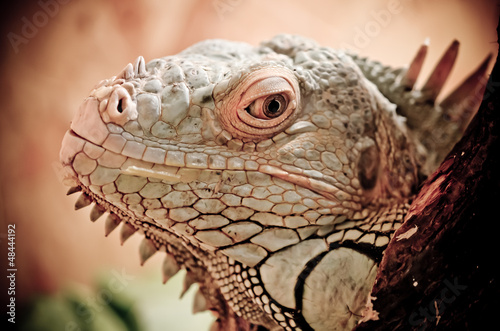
[356,16,500,331]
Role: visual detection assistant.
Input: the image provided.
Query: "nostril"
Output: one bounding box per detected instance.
[103,86,138,126]
[117,99,124,113]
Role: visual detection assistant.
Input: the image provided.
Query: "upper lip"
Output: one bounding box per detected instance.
[65,127,345,206]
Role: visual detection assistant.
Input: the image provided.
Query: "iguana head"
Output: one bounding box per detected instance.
[59,35,487,330]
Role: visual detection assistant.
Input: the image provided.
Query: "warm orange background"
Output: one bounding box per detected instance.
[0,0,498,309]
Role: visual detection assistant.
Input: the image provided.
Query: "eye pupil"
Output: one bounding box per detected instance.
[267,99,280,114]
[263,94,287,118]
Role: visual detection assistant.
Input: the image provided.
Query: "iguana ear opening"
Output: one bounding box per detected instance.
[357,144,380,191]
[359,80,422,201]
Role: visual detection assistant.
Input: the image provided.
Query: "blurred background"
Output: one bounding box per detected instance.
[0,0,498,330]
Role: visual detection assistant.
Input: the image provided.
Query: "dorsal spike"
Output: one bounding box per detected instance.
[120,222,137,245]
[116,63,134,80]
[104,213,121,236]
[90,204,106,222]
[74,193,92,210]
[66,186,81,196]
[134,56,146,77]
[440,53,492,126]
[139,237,158,265]
[162,253,180,284]
[180,272,196,298]
[192,288,208,314]
[420,40,460,102]
[347,39,492,175]
[399,39,429,89]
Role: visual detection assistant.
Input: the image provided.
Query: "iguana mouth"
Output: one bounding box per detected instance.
[62,128,190,250]
[65,125,352,206]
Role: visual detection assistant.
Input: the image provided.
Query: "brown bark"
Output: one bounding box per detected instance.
[356,18,500,331]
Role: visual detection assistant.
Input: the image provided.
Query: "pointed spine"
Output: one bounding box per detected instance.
[399,39,429,89]
[420,40,460,101]
[66,186,81,195]
[134,56,146,77]
[75,193,92,210]
[192,288,208,314]
[120,222,137,245]
[116,63,134,80]
[139,237,158,265]
[440,53,492,115]
[104,213,121,236]
[162,254,180,284]
[180,272,196,298]
[90,204,106,222]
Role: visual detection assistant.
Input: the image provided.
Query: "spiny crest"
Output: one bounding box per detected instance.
[68,188,213,316]
[350,40,492,174]
[115,56,147,80]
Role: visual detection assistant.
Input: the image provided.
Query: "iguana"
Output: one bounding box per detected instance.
[59,35,490,330]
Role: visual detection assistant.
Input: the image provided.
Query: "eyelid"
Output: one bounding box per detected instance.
[240,77,294,107]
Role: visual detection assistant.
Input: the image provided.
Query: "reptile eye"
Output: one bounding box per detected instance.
[264,94,287,117]
[214,67,300,140]
[246,94,289,119]
[238,74,297,125]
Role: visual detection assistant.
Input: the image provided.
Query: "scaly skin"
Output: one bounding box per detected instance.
[59,35,487,330]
